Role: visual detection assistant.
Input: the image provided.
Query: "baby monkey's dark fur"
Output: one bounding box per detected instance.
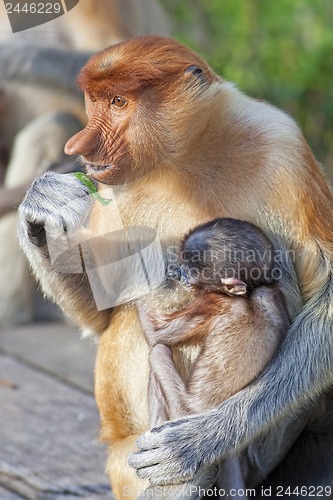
[181,217,275,292]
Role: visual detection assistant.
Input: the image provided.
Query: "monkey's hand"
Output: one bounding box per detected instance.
[137,303,194,347]
[17,171,111,333]
[129,410,222,485]
[18,171,92,249]
[129,387,262,485]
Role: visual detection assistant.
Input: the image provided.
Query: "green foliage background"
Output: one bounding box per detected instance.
[160,0,333,180]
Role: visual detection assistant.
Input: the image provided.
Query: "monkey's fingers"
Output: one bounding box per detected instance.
[138,465,193,486]
[129,416,206,485]
[132,453,193,486]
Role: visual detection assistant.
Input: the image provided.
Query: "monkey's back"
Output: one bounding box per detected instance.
[187,285,289,411]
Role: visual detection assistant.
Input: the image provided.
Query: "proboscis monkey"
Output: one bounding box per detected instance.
[18,36,333,498]
[138,217,289,496]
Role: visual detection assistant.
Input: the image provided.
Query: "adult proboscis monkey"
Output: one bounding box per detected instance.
[18,36,333,498]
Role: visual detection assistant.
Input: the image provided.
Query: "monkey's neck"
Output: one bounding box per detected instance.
[116,168,215,238]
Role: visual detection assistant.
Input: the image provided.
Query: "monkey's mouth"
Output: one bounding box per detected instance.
[85,162,117,183]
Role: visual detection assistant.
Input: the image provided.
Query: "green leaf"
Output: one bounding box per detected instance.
[72,172,112,206]
[72,172,97,193]
[92,192,113,206]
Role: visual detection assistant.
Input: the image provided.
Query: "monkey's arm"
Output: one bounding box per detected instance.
[141,305,203,425]
[18,172,111,333]
[0,44,91,93]
[149,344,189,423]
[149,342,249,495]
[138,294,217,347]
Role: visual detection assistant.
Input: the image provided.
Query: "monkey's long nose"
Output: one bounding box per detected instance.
[64,128,100,157]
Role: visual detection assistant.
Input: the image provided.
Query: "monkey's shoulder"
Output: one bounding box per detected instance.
[249,285,289,328]
[250,284,286,307]
[205,286,287,320]
[209,292,251,319]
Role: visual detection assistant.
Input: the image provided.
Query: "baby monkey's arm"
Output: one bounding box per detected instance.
[138,293,223,347]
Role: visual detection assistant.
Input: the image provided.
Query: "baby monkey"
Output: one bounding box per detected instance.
[138,218,289,494]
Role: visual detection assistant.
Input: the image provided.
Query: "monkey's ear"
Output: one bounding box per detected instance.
[221,277,247,296]
[185,65,206,84]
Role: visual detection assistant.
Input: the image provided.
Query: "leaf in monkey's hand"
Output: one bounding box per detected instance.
[72,172,112,206]
[73,172,96,193]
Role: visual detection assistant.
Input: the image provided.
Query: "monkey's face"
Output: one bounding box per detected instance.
[65,92,134,184]
[64,36,218,185]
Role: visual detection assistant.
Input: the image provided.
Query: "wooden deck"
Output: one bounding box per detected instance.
[0,323,113,499]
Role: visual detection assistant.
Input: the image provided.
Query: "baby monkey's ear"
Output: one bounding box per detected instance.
[221,277,247,296]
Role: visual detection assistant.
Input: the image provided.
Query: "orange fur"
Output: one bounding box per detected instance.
[77,36,217,98]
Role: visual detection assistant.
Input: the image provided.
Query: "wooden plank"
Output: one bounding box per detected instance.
[0,323,96,393]
[0,354,113,499]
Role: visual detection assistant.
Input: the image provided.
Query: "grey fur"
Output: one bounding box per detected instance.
[17,172,111,333]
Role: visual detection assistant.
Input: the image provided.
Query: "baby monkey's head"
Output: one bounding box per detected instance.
[179,218,276,296]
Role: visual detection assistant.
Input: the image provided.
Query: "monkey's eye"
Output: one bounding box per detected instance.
[90,94,97,103]
[112,96,127,108]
